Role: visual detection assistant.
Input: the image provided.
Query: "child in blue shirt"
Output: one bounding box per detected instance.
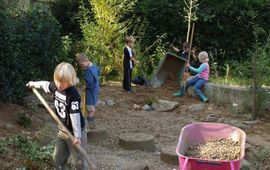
[77,53,100,129]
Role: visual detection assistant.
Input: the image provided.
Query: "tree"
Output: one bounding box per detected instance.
[79,0,135,80]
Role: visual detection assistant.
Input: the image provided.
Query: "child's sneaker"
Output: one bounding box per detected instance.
[87,116,96,130]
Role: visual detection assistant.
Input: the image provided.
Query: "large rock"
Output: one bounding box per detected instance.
[160,145,179,165]
[152,100,179,112]
[119,133,155,152]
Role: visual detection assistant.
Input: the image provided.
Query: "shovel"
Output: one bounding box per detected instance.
[32,88,97,170]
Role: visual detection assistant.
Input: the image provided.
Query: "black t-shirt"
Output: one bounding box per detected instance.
[49,83,85,133]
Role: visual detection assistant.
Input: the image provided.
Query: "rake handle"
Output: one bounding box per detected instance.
[32,88,97,170]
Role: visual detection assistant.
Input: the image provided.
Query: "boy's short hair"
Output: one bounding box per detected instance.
[183,42,190,49]
[198,51,209,62]
[54,62,79,86]
[125,36,135,44]
[76,53,89,64]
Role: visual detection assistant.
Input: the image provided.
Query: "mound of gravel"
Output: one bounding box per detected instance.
[185,138,241,160]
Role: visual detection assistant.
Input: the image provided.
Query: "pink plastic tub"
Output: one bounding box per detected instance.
[176,123,246,170]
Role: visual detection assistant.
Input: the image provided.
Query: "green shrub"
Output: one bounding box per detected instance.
[0,5,62,102]
[144,96,158,106]
[1,134,54,169]
[79,0,136,80]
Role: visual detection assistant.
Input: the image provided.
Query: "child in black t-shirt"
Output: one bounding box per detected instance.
[123,36,140,92]
[26,62,88,170]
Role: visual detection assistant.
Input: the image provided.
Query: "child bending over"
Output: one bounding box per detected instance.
[76,53,100,129]
[173,51,210,102]
[26,62,88,170]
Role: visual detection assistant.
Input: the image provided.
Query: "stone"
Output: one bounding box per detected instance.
[133,104,141,110]
[189,104,204,113]
[160,145,179,165]
[217,117,225,123]
[5,123,15,130]
[205,114,218,122]
[105,99,115,106]
[97,101,106,107]
[240,159,251,169]
[151,100,179,112]
[119,133,155,152]
[243,120,259,126]
[237,124,251,131]
[143,105,152,111]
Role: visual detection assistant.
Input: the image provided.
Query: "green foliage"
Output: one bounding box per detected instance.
[17,112,32,128]
[0,134,54,169]
[144,96,158,106]
[50,0,82,37]
[131,0,270,77]
[135,34,167,76]
[0,140,7,154]
[0,4,62,102]
[79,0,136,80]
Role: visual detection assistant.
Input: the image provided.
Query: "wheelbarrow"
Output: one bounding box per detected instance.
[151,52,187,87]
[176,123,246,170]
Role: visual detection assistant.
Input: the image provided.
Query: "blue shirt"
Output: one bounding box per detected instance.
[85,65,100,90]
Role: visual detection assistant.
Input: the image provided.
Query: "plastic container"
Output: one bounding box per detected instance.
[176,123,246,170]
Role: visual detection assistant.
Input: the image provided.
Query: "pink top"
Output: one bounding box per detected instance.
[189,62,210,80]
[199,63,209,80]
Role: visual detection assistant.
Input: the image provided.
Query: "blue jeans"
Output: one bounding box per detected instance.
[180,77,207,96]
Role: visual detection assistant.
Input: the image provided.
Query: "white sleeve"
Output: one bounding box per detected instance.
[127,48,133,58]
[70,113,82,139]
[33,81,51,93]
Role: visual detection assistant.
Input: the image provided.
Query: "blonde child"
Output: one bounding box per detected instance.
[123,36,140,92]
[26,62,88,170]
[76,53,100,129]
[173,51,210,102]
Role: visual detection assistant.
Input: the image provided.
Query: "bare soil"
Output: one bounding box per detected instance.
[0,82,269,170]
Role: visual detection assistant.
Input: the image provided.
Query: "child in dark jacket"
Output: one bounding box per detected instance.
[77,53,100,129]
[123,36,140,92]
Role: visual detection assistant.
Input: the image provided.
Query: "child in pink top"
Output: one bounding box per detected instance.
[173,51,210,102]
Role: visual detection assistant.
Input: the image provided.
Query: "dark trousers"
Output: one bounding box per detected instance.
[123,67,132,91]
